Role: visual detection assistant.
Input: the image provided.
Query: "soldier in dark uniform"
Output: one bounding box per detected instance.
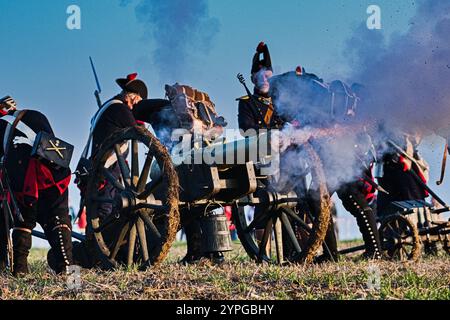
[376,132,435,254]
[236,42,285,252]
[0,96,73,275]
[268,70,382,261]
[237,42,284,133]
[73,73,171,267]
[90,73,170,152]
[376,132,429,214]
[91,73,148,152]
[316,83,382,262]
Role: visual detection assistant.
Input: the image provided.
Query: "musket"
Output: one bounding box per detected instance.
[237,73,253,98]
[89,56,103,109]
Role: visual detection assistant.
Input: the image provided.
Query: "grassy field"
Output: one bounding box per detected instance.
[0,241,449,300]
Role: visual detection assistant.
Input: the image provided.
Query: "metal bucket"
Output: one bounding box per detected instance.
[200,214,233,253]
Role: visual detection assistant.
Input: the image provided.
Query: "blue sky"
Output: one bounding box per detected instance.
[3,0,448,239]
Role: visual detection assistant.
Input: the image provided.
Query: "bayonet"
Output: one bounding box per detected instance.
[89,56,103,109]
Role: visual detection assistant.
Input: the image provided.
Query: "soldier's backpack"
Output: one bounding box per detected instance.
[270,71,360,123]
[1,110,74,169]
[329,80,359,118]
[164,83,227,131]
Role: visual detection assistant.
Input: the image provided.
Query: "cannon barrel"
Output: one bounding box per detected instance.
[171,132,277,168]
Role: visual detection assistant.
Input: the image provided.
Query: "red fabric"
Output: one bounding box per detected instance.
[359,177,376,202]
[399,156,410,172]
[19,158,71,205]
[359,166,376,202]
[127,73,138,81]
[257,42,265,53]
[97,180,107,191]
[399,156,429,196]
[413,164,429,197]
[78,207,87,229]
[224,206,236,231]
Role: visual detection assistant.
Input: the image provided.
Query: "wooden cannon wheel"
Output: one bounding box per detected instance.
[379,214,421,262]
[85,126,179,270]
[233,142,332,265]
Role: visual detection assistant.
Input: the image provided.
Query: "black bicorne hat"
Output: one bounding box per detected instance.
[251,42,273,74]
[116,73,148,99]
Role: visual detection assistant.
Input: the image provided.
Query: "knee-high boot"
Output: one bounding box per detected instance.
[46,220,73,274]
[343,194,382,260]
[12,228,32,276]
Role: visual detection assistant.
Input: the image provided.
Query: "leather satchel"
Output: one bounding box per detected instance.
[31,131,74,169]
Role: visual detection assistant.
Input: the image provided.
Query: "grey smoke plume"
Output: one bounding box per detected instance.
[271,0,450,192]
[270,70,371,192]
[347,0,450,136]
[120,0,220,83]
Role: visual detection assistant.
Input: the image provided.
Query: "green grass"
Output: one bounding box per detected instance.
[0,243,449,300]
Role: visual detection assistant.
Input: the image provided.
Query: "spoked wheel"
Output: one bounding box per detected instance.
[86,126,179,270]
[379,214,421,262]
[233,143,332,264]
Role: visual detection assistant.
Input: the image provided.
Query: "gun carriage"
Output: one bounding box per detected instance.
[339,142,450,261]
[72,82,332,270]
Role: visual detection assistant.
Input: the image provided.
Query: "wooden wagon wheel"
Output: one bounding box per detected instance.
[233,143,332,264]
[86,126,179,270]
[379,214,421,262]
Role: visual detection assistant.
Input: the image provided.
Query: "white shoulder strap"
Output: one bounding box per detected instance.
[81,99,123,158]
[1,111,37,150]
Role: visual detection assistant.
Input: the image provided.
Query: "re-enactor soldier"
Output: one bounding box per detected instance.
[0,95,74,275]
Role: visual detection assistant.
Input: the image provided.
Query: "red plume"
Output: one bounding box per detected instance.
[127,73,138,81]
[256,42,266,53]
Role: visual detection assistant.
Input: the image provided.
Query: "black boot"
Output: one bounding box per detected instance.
[204,252,225,264]
[12,229,32,276]
[344,194,382,260]
[180,221,203,264]
[355,208,382,260]
[46,224,73,274]
[71,241,94,269]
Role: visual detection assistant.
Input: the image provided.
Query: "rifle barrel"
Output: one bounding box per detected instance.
[89,56,102,93]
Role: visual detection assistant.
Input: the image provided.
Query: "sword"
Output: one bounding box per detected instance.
[89,56,103,109]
